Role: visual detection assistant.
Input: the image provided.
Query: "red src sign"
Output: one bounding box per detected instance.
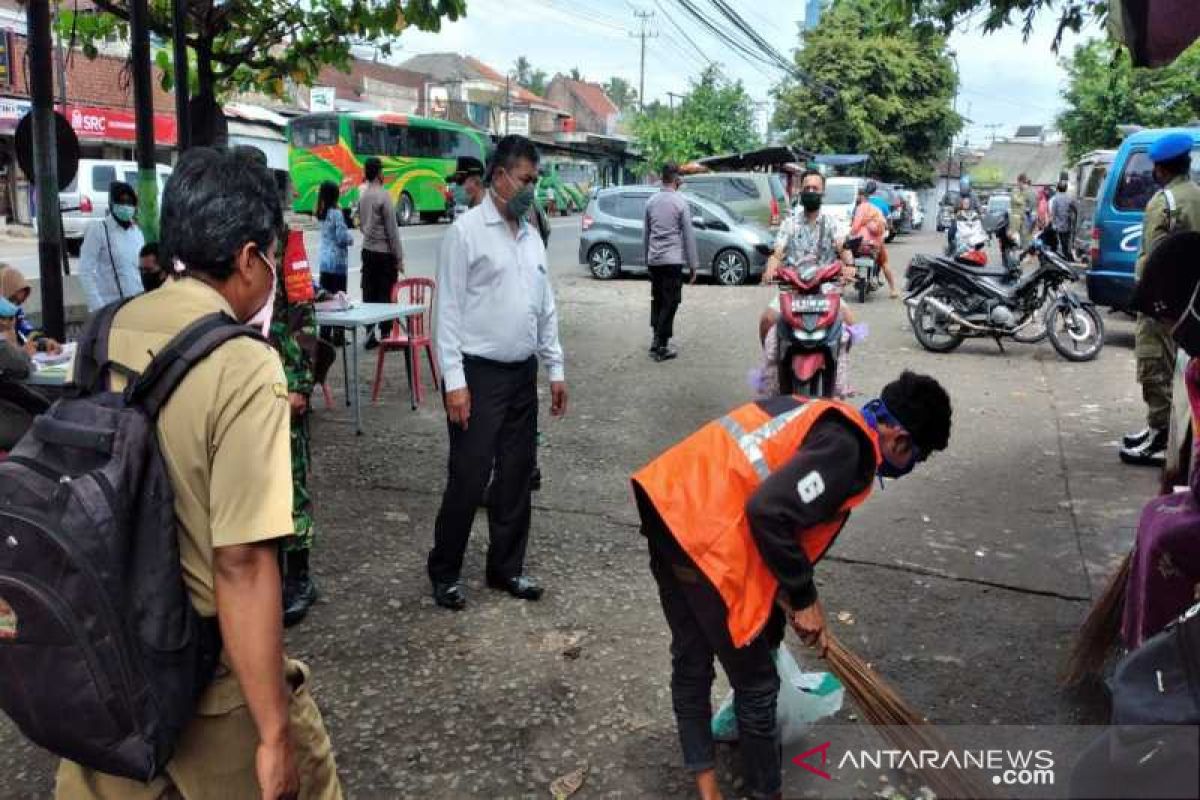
[67,104,177,145]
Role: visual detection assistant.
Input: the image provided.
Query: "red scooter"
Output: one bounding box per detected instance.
[773,260,846,397]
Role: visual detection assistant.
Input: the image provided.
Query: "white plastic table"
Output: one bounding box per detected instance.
[315,302,424,434]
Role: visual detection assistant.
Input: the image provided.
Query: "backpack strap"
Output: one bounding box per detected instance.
[74,299,136,394]
[130,313,267,419]
[1163,188,1179,233]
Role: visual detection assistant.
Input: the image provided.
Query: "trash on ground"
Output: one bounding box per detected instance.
[712,647,843,744]
[549,762,588,799]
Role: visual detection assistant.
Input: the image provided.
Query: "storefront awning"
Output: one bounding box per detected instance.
[697,145,812,171]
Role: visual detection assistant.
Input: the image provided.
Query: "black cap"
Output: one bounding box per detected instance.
[452,156,485,185]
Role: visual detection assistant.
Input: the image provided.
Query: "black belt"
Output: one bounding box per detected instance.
[463,354,536,370]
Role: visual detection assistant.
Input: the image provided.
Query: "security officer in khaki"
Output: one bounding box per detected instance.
[1122,132,1200,466]
[56,148,342,799]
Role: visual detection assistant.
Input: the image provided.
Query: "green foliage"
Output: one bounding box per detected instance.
[603,77,638,112]
[59,0,466,99]
[630,66,760,175]
[569,67,583,81]
[512,56,548,96]
[1058,38,1200,161]
[772,0,960,186]
[889,0,1108,50]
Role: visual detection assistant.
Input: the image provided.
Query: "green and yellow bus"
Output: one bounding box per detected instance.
[288,111,491,225]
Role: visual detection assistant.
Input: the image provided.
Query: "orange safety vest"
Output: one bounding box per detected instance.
[632,397,881,648]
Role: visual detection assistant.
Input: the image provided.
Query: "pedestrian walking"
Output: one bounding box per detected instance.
[429,135,567,611]
[1046,180,1078,258]
[1010,174,1034,247]
[643,162,699,362]
[78,181,145,311]
[53,146,342,800]
[357,157,405,348]
[632,372,952,800]
[1122,133,1200,466]
[316,180,353,343]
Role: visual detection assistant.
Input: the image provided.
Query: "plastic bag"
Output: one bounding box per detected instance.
[711,647,844,745]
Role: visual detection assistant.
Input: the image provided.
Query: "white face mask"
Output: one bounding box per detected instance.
[246,250,277,337]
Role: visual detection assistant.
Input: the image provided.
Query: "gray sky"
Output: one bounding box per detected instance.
[390,0,1101,146]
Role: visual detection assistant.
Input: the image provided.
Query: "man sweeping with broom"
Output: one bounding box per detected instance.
[632,371,952,800]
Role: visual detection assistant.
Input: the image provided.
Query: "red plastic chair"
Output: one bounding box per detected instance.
[371,277,440,408]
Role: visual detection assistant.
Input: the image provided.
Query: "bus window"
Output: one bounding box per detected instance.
[384,124,406,156]
[407,127,439,158]
[351,120,383,155]
[291,117,338,148]
[441,130,480,160]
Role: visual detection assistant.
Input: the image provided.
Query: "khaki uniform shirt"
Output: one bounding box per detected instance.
[107,277,293,711]
[1135,174,1200,280]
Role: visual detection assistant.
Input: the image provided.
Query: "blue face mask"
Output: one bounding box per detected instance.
[860,398,921,481]
[111,204,136,223]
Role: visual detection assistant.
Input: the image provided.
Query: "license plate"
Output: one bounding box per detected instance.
[794,296,829,313]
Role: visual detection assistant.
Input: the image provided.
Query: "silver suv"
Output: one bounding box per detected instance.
[579,186,774,286]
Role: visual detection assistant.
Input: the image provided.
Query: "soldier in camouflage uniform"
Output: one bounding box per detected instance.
[271,233,320,626]
[1121,132,1200,466]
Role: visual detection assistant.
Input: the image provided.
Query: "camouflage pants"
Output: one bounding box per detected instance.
[282,414,315,553]
[1135,314,1176,431]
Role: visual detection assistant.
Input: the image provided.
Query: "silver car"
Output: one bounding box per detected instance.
[578,186,773,286]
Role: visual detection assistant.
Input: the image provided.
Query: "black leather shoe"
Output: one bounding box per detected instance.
[432,580,467,610]
[282,575,318,628]
[486,575,544,601]
[530,466,542,492]
[652,345,678,362]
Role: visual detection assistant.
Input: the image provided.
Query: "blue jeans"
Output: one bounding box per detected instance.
[641,496,784,799]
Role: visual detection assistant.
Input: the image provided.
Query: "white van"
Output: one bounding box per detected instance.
[822,176,865,239]
[57,159,172,251]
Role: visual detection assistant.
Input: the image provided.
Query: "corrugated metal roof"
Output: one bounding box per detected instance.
[972,141,1067,186]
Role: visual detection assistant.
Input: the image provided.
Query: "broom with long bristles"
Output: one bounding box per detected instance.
[823,633,995,800]
[1060,551,1131,687]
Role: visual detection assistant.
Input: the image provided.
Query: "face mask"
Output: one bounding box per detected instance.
[860,398,920,481]
[499,171,535,220]
[141,267,165,292]
[111,204,136,223]
[799,191,823,212]
[246,249,278,337]
[1170,280,1200,357]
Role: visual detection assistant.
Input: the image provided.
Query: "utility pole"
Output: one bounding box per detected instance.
[983,123,1003,145]
[631,10,657,112]
[504,73,511,135]
[28,0,64,341]
[667,91,684,114]
[173,0,191,152]
[130,0,159,242]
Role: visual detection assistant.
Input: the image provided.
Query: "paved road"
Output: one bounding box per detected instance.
[0,229,1160,797]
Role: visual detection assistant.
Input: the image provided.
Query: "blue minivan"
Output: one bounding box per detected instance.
[1086,127,1200,310]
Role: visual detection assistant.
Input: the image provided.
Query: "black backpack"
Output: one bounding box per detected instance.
[0,302,264,780]
[1069,601,1200,799]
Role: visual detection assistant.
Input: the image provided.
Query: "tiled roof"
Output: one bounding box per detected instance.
[561,78,618,119]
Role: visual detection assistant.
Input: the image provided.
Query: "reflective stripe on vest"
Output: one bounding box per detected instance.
[717,403,814,480]
[631,398,881,648]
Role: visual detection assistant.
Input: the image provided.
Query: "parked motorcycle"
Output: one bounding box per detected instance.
[905,232,1104,362]
[773,260,847,396]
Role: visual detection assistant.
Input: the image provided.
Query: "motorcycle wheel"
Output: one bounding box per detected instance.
[1046,302,1104,362]
[912,290,965,353]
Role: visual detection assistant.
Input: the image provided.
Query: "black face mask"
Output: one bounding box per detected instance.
[799,191,823,212]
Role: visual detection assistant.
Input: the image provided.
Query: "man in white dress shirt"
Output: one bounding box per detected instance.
[430,135,568,611]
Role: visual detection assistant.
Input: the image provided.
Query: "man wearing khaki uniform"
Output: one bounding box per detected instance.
[55,148,340,799]
[1122,132,1200,466]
